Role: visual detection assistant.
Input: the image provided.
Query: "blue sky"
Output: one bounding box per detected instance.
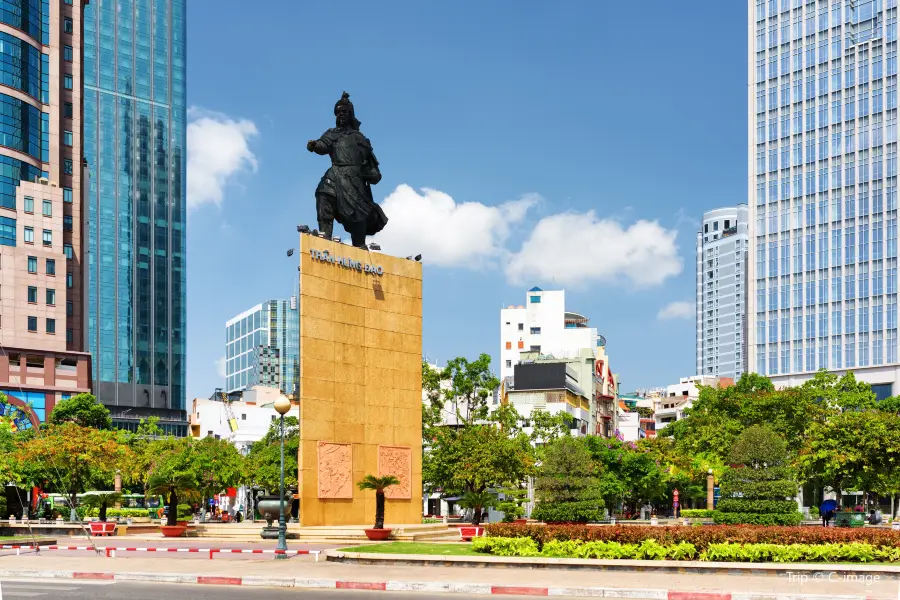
[185,0,748,399]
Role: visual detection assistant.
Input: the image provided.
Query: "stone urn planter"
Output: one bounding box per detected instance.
[650,517,659,526]
[257,495,289,540]
[364,527,393,541]
[160,525,187,537]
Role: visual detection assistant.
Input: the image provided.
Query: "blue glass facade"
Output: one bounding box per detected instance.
[225,299,300,399]
[750,0,899,377]
[83,0,186,422]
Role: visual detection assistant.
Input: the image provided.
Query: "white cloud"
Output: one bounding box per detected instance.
[657,301,694,320]
[215,356,227,379]
[374,185,538,268]
[187,107,259,211]
[504,211,682,288]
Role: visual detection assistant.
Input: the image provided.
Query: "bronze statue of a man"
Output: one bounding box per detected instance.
[307,92,388,248]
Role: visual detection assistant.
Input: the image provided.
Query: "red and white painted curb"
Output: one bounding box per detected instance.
[0,545,319,560]
[0,570,878,599]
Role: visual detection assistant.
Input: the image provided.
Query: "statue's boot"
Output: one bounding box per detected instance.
[318,221,333,240]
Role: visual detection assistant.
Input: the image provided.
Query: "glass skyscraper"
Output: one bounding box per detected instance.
[749,0,898,399]
[696,206,749,380]
[225,299,299,400]
[83,0,187,430]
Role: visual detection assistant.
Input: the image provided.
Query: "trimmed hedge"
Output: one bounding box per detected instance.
[474,536,900,563]
[531,501,603,524]
[680,509,715,519]
[483,523,900,551]
[712,512,804,526]
[715,499,798,515]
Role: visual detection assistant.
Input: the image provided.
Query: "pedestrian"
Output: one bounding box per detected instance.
[823,509,834,527]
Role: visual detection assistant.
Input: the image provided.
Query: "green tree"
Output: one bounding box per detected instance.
[191,436,245,519]
[441,354,500,425]
[799,371,877,411]
[532,436,603,523]
[81,491,122,522]
[15,423,130,520]
[357,475,399,529]
[246,416,299,492]
[797,410,900,507]
[147,438,197,526]
[728,424,789,469]
[458,490,496,526]
[48,393,112,429]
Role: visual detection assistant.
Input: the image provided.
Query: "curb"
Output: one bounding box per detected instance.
[324,550,900,579]
[0,569,880,599]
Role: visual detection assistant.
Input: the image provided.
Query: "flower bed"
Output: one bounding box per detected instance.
[473,536,900,563]
[483,523,900,551]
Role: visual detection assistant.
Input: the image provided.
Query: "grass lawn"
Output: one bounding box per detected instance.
[339,542,480,556]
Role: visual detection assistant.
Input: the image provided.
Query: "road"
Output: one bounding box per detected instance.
[0,579,567,599]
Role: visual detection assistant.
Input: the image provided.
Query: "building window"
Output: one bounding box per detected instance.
[63,18,73,34]
[42,200,51,216]
[63,159,72,174]
[23,226,33,243]
[27,286,36,303]
[725,219,730,228]
[63,131,73,146]
[63,215,72,231]
[64,244,72,259]
[66,272,72,288]
[46,318,55,334]
[42,229,51,246]
[63,188,73,203]
[64,45,73,61]
[530,345,541,352]
[64,74,73,90]
[64,0,73,4]
[529,295,541,303]
[0,216,14,246]
[66,328,73,343]
[505,360,512,368]
[530,327,541,334]
[23,197,33,213]
[63,102,73,118]
[27,316,36,332]
[27,256,36,273]
[46,288,54,305]
[517,323,524,331]
[66,300,72,316]
[46,258,55,275]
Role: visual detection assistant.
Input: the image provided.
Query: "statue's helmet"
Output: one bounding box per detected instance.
[334,91,360,129]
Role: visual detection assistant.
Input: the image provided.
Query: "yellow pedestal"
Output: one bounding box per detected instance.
[297,235,423,526]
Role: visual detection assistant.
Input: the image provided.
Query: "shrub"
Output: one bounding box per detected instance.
[715,499,798,514]
[531,500,603,524]
[472,536,539,556]
[712,512,803,526]
[177,504,193,520]
[475,537,900,563]
[483,523,900,551]
[681,509,715,518]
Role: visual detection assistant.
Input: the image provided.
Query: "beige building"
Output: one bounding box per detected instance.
[0,0,90,428]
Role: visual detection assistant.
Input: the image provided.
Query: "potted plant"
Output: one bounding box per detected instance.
[149,473,197,537]
[457,491,496,540]
[82,491,122,536]
[357,474,399,541]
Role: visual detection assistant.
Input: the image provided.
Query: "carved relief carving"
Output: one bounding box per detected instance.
[378,445,411,499]
[317,441,352,499]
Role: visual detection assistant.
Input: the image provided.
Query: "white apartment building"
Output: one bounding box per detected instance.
[653,375,733,431]
[500,288,599,382]
[188,386,291,454]
[697,205,749,380]
[748,1,899,400]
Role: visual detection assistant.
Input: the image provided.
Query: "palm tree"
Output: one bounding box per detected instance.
[148,473,197,527]
[357,475,400,529]
[459,491,496,526]
[81,491,123,522]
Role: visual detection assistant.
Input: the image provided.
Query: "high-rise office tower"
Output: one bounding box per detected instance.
[83,0,187,433]
[225,299,300,400]
[0,0,93,430]
[696,206,749,380]
[748,0,897,399]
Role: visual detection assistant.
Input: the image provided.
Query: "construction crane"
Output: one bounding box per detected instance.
[218,389,239,441]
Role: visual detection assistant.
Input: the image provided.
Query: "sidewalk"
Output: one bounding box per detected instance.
[0,552,897,598]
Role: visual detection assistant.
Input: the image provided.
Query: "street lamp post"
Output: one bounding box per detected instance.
[274,395,292,560]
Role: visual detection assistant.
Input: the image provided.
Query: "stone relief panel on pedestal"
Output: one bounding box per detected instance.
[317,441,353,499]
[378,445,411,499]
